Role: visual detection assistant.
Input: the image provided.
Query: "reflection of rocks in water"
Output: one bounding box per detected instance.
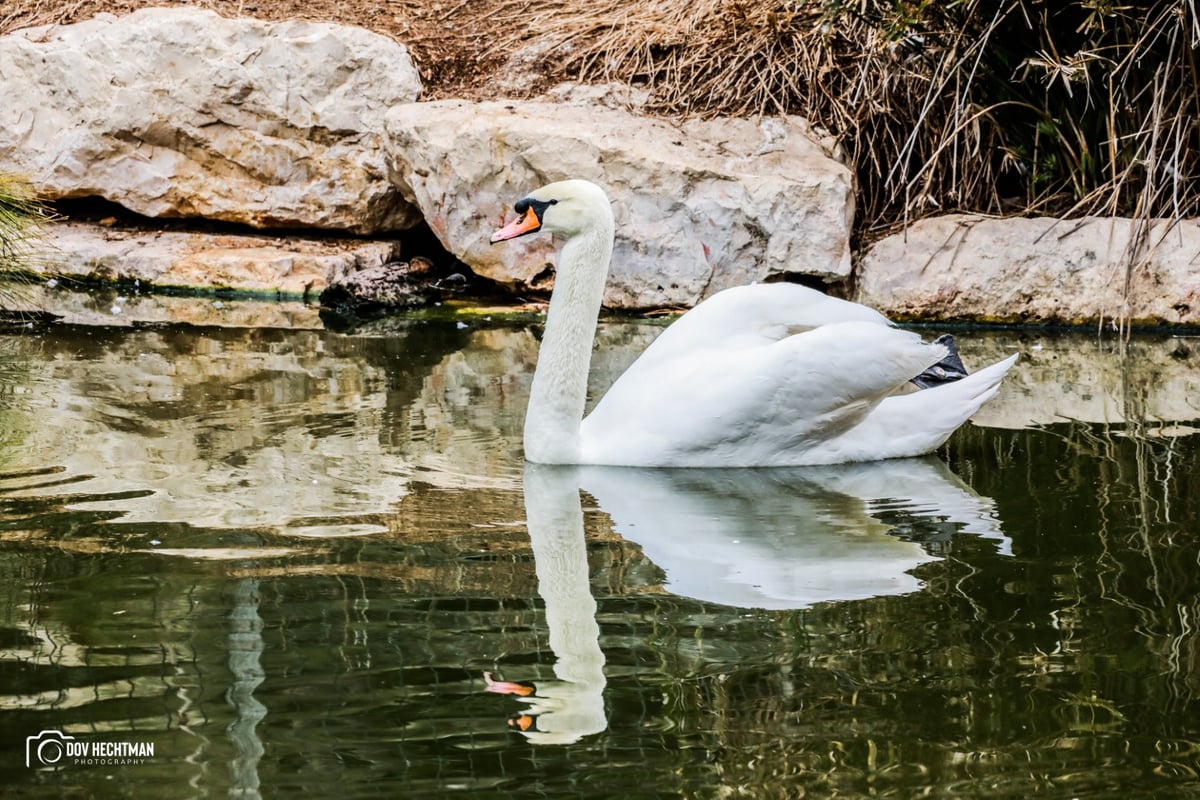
[22,284,328,329]
[964,331,1200,430]
[4,322,480,531]
[0,308,60,329]
[5,319,1199,544]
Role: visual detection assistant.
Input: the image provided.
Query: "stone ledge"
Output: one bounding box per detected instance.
[858,215,1200,327]
[38,221,399,298]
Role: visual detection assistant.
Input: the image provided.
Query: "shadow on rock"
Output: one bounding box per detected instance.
[318,256,473,328]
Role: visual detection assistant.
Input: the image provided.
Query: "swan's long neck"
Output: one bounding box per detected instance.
[524,216,614,464]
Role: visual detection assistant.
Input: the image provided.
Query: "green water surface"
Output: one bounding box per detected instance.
[0,302,1198,798]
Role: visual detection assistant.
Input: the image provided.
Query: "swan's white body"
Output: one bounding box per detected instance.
[491,179,1017,467]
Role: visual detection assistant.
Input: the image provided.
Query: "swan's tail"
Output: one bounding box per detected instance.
[924,351,1019,412]
[912,334,970,388]
[834,352,1019,462]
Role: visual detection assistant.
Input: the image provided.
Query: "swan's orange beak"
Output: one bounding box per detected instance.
[490,207,543,243]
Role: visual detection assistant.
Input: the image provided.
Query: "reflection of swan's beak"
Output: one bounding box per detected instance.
[508,714,535,732]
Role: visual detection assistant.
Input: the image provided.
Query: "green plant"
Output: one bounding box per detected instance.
[0,173,47,312]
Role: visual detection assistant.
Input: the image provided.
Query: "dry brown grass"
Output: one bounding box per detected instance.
[484,1,985,220]
[482,0,1200,239]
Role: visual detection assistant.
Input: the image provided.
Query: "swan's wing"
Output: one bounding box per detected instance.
[631,283,893,371]
[581,320,946,466]
[823,353,1020,462]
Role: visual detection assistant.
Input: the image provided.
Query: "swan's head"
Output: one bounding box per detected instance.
[490,180,612,243]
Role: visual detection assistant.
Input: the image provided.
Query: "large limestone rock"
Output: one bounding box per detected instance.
[859,215,1200,326]
[40,222,398,297]
[384,99,854,309]
[0,9,422,233]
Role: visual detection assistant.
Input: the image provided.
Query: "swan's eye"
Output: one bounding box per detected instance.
[515,198,557,217]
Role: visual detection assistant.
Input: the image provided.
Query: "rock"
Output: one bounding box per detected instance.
[540,81,652,112]
[0,8,422,233]
[319,257,450,313]
[858,215,1200,326]
[384,99,853,309]
[39,221,398,297]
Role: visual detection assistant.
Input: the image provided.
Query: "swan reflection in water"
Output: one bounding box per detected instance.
[484,458,1010,744]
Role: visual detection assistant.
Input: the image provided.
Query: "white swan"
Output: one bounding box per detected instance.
[491,179,1017,467]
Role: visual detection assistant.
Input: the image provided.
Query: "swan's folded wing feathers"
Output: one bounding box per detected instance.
[759,322,947,433]
[823,353,1020,463]
[632,283,892,365]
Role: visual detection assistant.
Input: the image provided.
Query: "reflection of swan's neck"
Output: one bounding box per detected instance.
[523,465,607,743]
[535,517,605,691]
[524,220,614,464]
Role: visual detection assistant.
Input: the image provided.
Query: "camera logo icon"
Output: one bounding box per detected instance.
[26,730,75,768]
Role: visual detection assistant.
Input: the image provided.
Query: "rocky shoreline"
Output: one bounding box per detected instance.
[3,8,1197,327]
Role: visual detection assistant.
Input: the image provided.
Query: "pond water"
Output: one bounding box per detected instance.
[2,291,1199,798]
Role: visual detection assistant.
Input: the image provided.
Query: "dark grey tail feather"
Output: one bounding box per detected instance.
[912,334,970,389]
